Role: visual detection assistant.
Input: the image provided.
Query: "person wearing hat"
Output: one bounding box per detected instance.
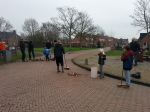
[20,38,26,62]
[130,37,141,66]
[98,48,106,78]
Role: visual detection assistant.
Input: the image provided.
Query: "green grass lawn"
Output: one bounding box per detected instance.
[105,50,123,56]
[12,52,40,61]
[34,47,95,52]
[0,53,40,65]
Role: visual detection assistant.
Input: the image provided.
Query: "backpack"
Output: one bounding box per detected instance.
[131,72,141,79]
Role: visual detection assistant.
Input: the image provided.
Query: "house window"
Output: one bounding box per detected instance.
[144,43,146,45]
[99,39,105,41]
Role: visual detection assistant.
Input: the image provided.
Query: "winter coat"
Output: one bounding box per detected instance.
[54,44,65,57]
[46,42,51,49]
[130,41,140,52]
[127,50,134,63]
[20,41,25,51]
[121,51,133,70]
[98,53,106,65]
[28,41,34,52]
[43,48,50,55]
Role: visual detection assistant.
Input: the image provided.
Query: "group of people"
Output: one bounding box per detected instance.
[20,37,141,88]
[98,37,141,88]
[20,38,65,73]
[20,38,35,62]
[43,40,65,73]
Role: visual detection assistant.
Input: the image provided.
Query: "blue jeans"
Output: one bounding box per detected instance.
[124,70,130,86]
[99,65,103,74]
[133,51,137,65]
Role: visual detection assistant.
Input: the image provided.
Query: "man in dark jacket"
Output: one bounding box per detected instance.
[130,37,141,66]
[20,38,26,62]
[46,40,51,49]
[45,40,51,59]
[28,41,35,60]
[54,40,65,73]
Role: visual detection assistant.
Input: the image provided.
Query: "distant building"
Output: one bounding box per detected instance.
[0,31,21,50]
[71,33,129,47]
[138,33,150,49]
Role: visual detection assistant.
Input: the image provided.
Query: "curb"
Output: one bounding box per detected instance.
[72,58,150,87]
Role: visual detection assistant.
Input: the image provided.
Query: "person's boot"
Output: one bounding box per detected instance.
[100,73,104,78]
[57,66,60,73]
[62,66,64,73]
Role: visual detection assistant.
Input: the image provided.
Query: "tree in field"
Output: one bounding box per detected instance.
[22,18,39,37]
[130,0,150,33]
[89,25,105,47]
[0,17,13,32]
[41,22,60,42]
[130,0,150,51]
[75,11,93,48]
[56,7,79,50]
[97,40,101,48]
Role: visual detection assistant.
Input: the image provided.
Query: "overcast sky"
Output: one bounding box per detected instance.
[0,0,146,41]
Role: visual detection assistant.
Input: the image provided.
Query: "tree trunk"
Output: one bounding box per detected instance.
[79,35,83,49]
[69,35,72,51]
[148,33,150,52]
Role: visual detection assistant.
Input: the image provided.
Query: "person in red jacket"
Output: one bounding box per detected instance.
[121,45,134,88]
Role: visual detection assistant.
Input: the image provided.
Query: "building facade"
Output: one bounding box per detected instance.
[0,31,21,50]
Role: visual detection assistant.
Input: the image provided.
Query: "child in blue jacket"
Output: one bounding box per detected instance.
[43,48,50,61]
[121,45,133,88]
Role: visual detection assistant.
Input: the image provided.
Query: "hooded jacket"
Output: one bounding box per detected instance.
[54,44,65,57]
[43,48,50,55]
[121,50,133,70]
[127,50,134,63]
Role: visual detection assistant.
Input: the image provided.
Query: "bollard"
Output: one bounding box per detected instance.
[91,67,98,78]
[85,58,88,65]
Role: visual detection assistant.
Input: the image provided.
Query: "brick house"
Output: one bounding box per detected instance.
[71,33,128,47]
[0,31,21,50]
[71,33,93,46]
[138,33,150,49]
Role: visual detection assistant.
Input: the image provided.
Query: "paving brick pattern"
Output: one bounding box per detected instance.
[0,48,150,112]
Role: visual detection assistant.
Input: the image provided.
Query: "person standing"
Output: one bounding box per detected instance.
[45,40,52,59]
[98,49,106,78]
[28,41,35,60]
[130,37,141,66]
[43,48,50,61]
[121,45,133,88]
[54,40,65,73]
[20,38,26,62]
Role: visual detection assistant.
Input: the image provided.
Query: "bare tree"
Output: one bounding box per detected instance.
[22,18,39,36]
[89,25,105,47]
[41,22,60,41]
[75,11,93,48]
[0,17,13,32]
[130,0,150,33]
[56,7,79,50]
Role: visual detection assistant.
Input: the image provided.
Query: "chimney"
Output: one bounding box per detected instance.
[13,30,16,34]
